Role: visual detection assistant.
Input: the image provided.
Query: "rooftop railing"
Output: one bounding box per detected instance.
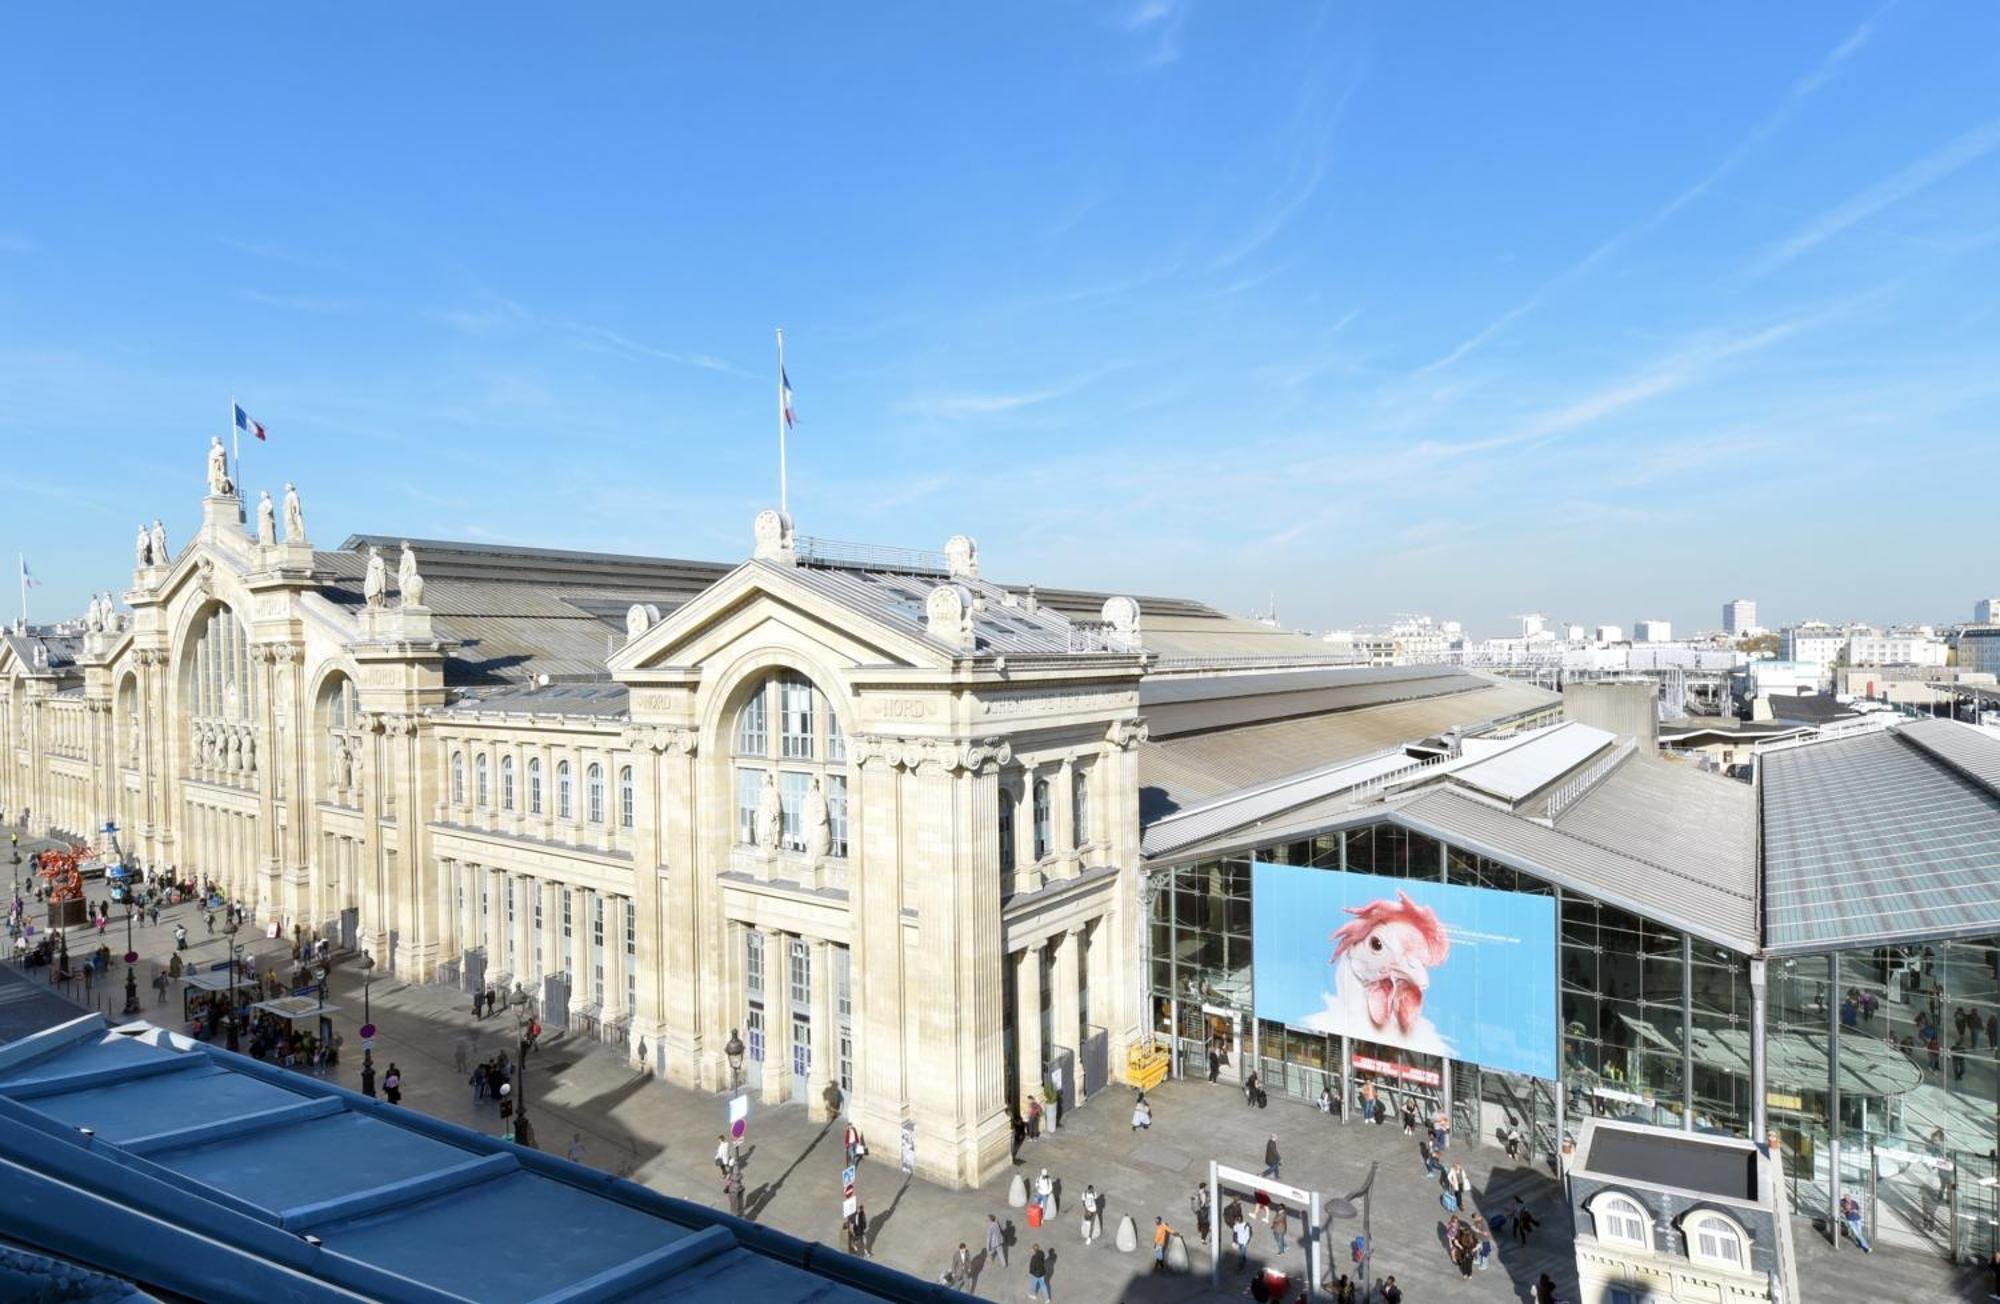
[794,535,949,575]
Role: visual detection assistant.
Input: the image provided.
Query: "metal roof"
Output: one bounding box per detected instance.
[1762,723,2000,953]
[1138,665,1510,738]
[442,682,633,719]
[1395,789,1761,952]
[1443,720,1615,804]
[0,1011,944,1304]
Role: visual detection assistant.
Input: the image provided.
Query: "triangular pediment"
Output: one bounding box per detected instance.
[610,561,954,680]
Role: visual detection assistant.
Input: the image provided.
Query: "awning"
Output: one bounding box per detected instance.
[249,997,338,1023]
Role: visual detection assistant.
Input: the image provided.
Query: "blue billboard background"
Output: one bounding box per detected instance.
[1251,861,1558,1080]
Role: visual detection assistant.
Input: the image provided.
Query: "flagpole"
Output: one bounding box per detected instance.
[17,555,25,628]
[776,328,788,519]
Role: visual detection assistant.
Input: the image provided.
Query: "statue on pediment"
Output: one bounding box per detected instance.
[757,771,783,851]
[206,436,234,497]
[151,520,170,566]
[256,491,277,546]
[282,482,306,543]
[803,777,829,860]
[363,546,388,609]
[397,542,424,608]
[136,523,153,568]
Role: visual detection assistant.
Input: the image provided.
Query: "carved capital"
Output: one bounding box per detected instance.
[1105,717,1150,751]
[958,736,1014,774]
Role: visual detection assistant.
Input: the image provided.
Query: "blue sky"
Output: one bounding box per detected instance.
[3,3,1997,636]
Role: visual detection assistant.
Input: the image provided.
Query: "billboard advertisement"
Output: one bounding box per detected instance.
[1251,862,1558,1080]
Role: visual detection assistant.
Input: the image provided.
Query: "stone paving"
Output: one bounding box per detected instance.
[6,847,1991,1303]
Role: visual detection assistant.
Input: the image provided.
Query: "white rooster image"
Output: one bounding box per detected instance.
[1302,889,1455,1056]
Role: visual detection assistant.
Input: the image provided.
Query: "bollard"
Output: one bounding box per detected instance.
[1165,1232,1190,1273]
[1115,1214,1138,1252]
[1007,1173,1028,1208]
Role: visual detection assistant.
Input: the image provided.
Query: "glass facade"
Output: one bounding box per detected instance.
[1150,822,1755,1167]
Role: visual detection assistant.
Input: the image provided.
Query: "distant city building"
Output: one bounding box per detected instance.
[1595,624,1625,644]
[1976,598,2000,625]
[1519,612,1551,640]
[1961,625,2000,678]
[1635,619,1673,644]
[1778,622,1846,667]
[1320,615,1456,666]
[1723,598,1758,636]
[1563,623,1587,643]
[1846,627,1947,668]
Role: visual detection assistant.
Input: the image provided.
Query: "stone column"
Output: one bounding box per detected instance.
[517,875,537,987]
[850,743,907,1141]
[760,927,789,1105]
[540,880,562,999]
[1055,756,1078,880]
[602,893,627,1030]
[572,886,596,1022]
[487,867,507,978]
[1052,926,1083,1069]
[809,935,836,1120]
[655,732,702,1084]
[1015,946,1045,1115]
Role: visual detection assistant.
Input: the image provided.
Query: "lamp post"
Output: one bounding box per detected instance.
[224,920,244,1052]
[725,1028,745,1092]
[511,986,534,1105]
[314,961,328,1012]
[360,951,375,1026]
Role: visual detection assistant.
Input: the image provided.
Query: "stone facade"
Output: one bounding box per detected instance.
[0,465,1149,1188]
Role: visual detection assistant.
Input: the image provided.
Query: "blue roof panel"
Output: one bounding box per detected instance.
[155,1111,477,1214]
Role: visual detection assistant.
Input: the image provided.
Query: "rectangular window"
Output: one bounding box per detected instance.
[790,938,811,1007]
[736,690,768,755]
[593,896,605,996]
[746,931,765,997]
[792,1015,812,1079]
[838,1028,853,1093]
[562,888,573,977]
[747,1006,765,1064]
[780,677,815,759]
[836,946,852,1020]
[828,773,849,858]
[780,771,809,851]
[828,715,846,763]
[625,898,637,1015]
[736,767,762,845]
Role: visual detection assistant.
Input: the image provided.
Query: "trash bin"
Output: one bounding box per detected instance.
[1026,1202,1044,1229]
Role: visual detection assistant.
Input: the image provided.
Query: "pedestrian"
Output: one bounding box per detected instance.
[1380,1275,1403,1304]
[567,1132,586,1164]
[1035,1166,1055,1216]
[1152,1216,1172,1272]
[847,1200,869,1257]
[383,1063,403,1105]
[1270,1203,1289,1254]
[471,991,483,1020]
[470,1062,486,1104]
[948,1241,972,1291]
[1472,1215,1493,1271]
[453,1038,469,1076]
[1433,1109,1451,1151]
[1080,1184,1101,1244]
[152,971,168,1005]
[1027,1095,1043,1139]
[1445,1161,1468,1212]
[1190,1183,1212,1240]
[1208,1044,1221,1083]
[1232,1215,1251,1269]
[1263,1133,1281,1180]
[1452,1218,1478,1278]
[1243,1069,1263,1108]
[714,1134,733,1175]
[1839,1192,1872,1252]
[1534,1271,1556,1304]
[1513,1201,1539,1246]
[986,1213,1007,1268]
[723,1167,745,1218]
[1049,1061,1064,1128]
[1501,1119,1522,1159]
[844,1120,865,1165]
[1026,1243,1050,1300]
[1130,1091,1152,1130]
[1400,1098,1418,1135]
[1317,1083,1335,1114]
[174,923,187,951]
[205,911,213,935]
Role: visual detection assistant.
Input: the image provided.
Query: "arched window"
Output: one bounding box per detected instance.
[451,751,465,805]
[619,765,634,829]
[557,760,573,820]
[587,763,605,824]
[730,670,850,856]
[1589,1192,1653,1252]
[999,787,1016,873]
[529,758,544,815]
[501,755,516,810]
[1686,1212,1747,1269]
[1033,779,1052,860]
[1072,765,1090,849]
[475,754,489,807]
[735,691,768,755]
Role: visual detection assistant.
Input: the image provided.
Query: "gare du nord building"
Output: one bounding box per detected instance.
[5,459,2000,1235]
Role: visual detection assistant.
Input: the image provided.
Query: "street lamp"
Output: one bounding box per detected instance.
[314,961,329,1012]
[724,1028,745,1091]
[224,919,244,1052]
[360,951,375,1026]
[511,987,533,1110]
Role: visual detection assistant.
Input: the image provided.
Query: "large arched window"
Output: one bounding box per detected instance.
[183,603,260,783]
[731,671,849,857]
[501,755,516,810]
[587,763,605,824]
[1033,779,1052,860]
[619,765,634,829]
[475,754,489,807]
[451,751,465,805]
[529,757,543,815]
[1589,1192,1653,1252]
[557,760,573,820]
[1072,765,1090,849]
[316,672,361,805]
[1685,1212,1748,1270]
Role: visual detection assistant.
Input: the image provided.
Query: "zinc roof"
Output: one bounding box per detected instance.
[1761,722,2000,952]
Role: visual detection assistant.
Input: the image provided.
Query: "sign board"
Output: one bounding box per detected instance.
[359,1022,376,1040]
[728,1091,750,1141]
[842,1194,857,1218]
[123,951,138,964]
[1352,1054,1441,1088]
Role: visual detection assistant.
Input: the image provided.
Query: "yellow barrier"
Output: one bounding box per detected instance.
[1126,1038,1170,1091]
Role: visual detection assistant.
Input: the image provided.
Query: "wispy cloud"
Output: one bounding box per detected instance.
[1753,116,2000,272]
[907,368,1114,421]
[1418,7,1891,373]
[557,318,744,374]
[218,238,343,272]
[434,300,531,333]
[1121,0,1187,68]
[236,289,350,314]
[432,297,746,375]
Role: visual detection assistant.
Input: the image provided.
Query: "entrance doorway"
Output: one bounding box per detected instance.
[1201,1004,1242,1083]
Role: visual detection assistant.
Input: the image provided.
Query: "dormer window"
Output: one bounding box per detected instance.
[1685,1211,1749,1270]
[1588,1191,1654,1252]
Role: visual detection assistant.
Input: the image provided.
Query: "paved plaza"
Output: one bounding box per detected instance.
[7,858,1991,1302]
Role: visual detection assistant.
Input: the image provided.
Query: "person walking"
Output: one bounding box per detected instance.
[498,1083,515,1138]
[1270,1203,1289,1255]
[843,1120,865,1165]
[382,1063,403,1105]
[1400,1098,1418,1135]
[1207,1038,1221,1083]
[986,1213,1007,1268]
[1513,1200,1539,1246]
[1026,1243,1051,1300]
[173,923,187,951]
[1035,1167,1055,1217]
[1231,1215,1252,1269]
[1080,1185,1101,1245]
[715,1134,734,1175]
[1263,1134,1281,1180]
[1380,1275,1403,1304]
[948,1242,972,1291]
[453,1038,469,1076]
[1152,1217,1172,1272]
[1130,1091,1152,1130]
[1534,1271,1556,1304]
[1190,1183,1212,1240]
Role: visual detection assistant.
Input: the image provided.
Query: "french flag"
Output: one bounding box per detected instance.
[233,402,266,442]
[781,368,796,429]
